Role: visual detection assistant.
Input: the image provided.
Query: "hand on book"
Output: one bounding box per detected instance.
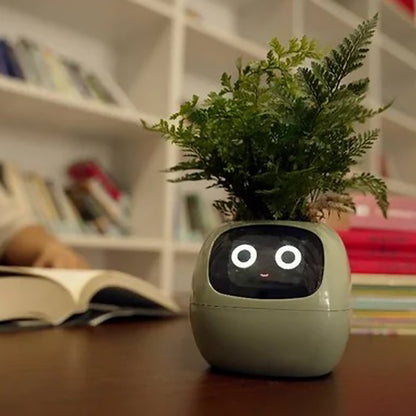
[33,241,89,269]
[3,225,89,269]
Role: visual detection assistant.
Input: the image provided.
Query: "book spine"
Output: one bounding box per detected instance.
[176,195,189,242]
[14,39,42,85]
[2,163,34,217]
[46,180,84,234]
[0,40,11,76]
[351,297,416,310]
[61,59,93,99]
[3,40,25,79]
[83,72,116,104]
[352,193,416,231]
[81,178,130,234]
[338,229,416,252]
[65,184,113,234]
[40,46,81,97]
[347,248,416,263]
[67,160,122,201]
[22,173,52,229]
[24,39,55,90]
[185,194,204,240]
[349,258,416,275]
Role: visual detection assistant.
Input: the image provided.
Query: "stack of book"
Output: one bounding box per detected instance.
[66,160,131,236]
[0,160,131,237]
[338,194,416,335]
[349,274,416,335]
[0,36,116,105]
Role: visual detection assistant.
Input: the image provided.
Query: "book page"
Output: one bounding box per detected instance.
[0,276,76,325]
[0,266,100,305]
[24,268,103,303]
[79,272,180,314]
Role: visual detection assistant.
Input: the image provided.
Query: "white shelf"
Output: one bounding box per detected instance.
[0,0,174,43]
[174,241,202,255]
[60,235,165,252]
[333,0,368,19]
[0,75,158,141]
[185,0,293,48]
[183,21,267,101]
[313,0,416,75]
[380,47,416,123]
[380,0,416,56]
[185,18,267,60]
[383,108,416,136]
[385,178,416,198]
[308,0,361,30]
[381,34,416,73]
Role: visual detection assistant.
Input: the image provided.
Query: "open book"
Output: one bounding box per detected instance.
[0,266,180,328]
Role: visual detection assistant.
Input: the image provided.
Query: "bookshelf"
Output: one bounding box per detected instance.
[0,75,153,140]
[1,0,416,296]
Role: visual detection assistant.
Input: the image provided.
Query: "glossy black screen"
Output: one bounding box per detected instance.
[209,225,324,299]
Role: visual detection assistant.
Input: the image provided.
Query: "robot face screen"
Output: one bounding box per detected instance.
[208,225,324,299]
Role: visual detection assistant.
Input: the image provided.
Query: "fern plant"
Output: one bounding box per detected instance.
[147,15,389,222]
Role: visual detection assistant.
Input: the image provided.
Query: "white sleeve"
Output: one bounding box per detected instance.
[0,185,38,257]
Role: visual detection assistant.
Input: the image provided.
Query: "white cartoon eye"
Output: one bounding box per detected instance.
[275,245,302,270]
[231,244,257,269]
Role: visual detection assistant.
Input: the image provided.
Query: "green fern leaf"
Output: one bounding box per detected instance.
[343,172,389,217]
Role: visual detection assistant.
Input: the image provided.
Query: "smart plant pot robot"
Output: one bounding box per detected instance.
[190,221,351,378]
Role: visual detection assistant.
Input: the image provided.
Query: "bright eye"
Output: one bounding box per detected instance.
[231,244,257,268]
[275,245,302,270]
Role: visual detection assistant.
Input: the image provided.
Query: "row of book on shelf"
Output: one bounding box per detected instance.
[0,36,116,104]
[0,160,131,237]
[336,193,416,336]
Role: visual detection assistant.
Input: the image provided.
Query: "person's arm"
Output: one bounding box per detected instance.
[2,225,89,268]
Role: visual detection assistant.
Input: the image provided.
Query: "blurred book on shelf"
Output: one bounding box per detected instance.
[0,160,132,237]
[0,35,117,105]
[174,191,224,242]
[0,39,24,80]
[351,193,416,232]
[325,193,416,232]
[68,159,122,201]
[332,192,416,335]
[351,274,416,336]
[390,0,415,16]
[340,229,416,275]
[66,159,132,236]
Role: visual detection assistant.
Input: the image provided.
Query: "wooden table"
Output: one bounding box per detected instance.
[0,316,415,416]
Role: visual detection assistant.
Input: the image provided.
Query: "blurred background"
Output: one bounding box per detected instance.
[0,0,415,321]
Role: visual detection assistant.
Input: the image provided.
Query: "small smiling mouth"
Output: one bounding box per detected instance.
[260,273,269,278]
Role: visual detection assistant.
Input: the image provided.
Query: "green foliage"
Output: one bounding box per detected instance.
[147,15,389,222]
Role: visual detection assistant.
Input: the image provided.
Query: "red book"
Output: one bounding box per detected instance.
[68,160,121,201]
[347,249,416,263]
[390,0,415,15]
[338,228,416,252]
[349,257,416,275]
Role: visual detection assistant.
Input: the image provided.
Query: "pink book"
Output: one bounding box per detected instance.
[338,228,416,252]
[347,248,416,263]
[351,194,416,231]
[349,257,416,275]
[68,160,121,201]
